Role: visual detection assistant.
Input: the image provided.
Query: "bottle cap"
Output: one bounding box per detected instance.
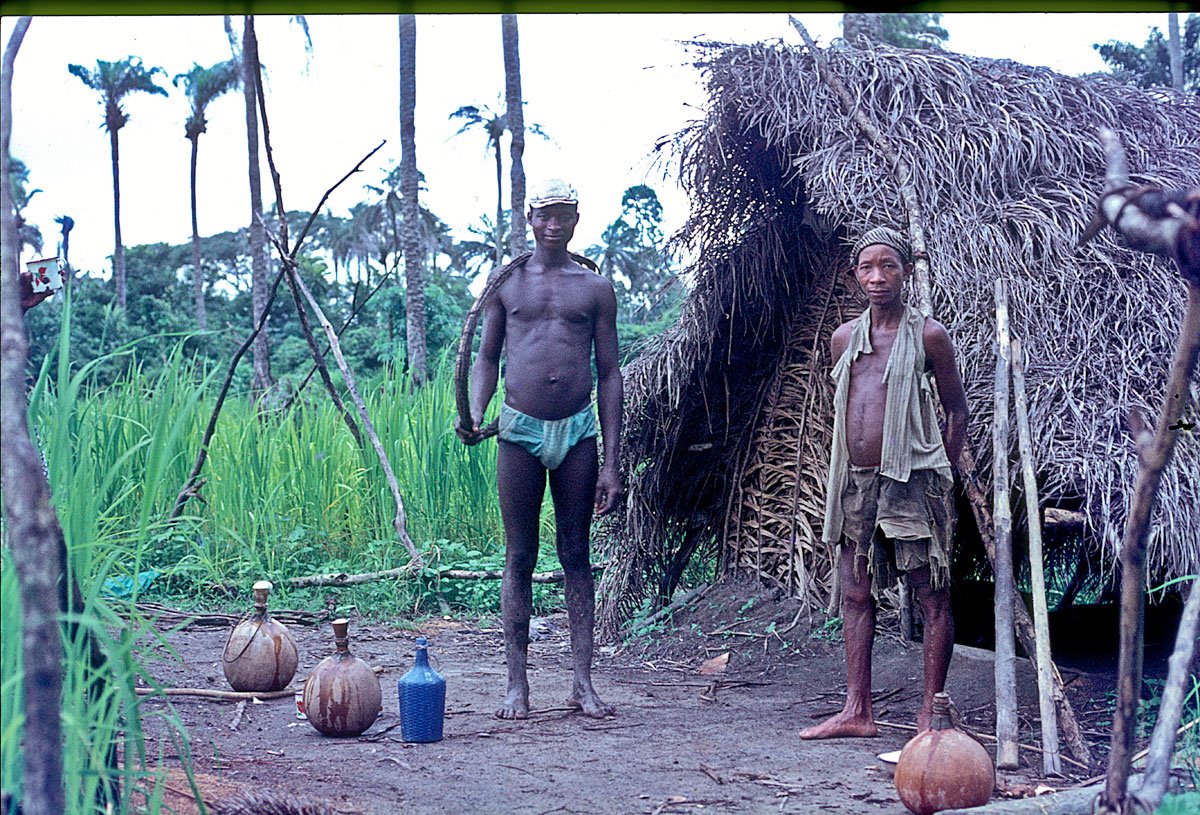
[415,636,428,647]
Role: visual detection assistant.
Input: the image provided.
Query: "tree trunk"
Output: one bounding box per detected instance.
[109,123,125,308]
[189,134,206,329]
[243,16,272,392]
[842,13,884,46]
[503,14,527,258]
[1168,13,1184,92]
[493,141,504,268]
[2,18,67,815]
[398,14,427,387]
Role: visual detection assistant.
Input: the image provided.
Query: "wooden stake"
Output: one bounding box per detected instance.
[992,279,1019,770]
[1010,337,1062,776]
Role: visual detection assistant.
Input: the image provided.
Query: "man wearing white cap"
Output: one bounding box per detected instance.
[801,226,968,739]
[457,178,622,720]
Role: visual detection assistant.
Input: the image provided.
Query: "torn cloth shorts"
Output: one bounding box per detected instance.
[497,402,597,470]
[839,465,954,597]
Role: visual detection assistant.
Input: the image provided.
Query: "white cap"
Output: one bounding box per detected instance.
[528,178,578,208]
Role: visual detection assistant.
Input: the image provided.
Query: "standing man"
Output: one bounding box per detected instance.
[457,178,622,720]
[800,226,968,739]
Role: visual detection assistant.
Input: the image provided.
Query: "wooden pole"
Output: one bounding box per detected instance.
[1010,337,1062,776]
[992,280,1019,769]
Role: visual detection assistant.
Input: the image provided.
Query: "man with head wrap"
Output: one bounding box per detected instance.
[800,226,969,739]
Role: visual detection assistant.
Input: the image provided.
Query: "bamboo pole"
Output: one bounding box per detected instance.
[787,15,1093,766]
[1011,337,1062,776]
[992,280,1019,769]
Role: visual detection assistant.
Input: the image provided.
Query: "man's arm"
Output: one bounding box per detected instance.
[456,280,505,445]
[593,278,623,515]
[924,319,969,466]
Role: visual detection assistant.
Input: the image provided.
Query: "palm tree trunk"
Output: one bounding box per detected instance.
[1168,13,1184,92]
[243,16,272,392]
[2,18,67,815]
[109,125,125,309]
[503,14,527,258]
[399,15,427,386]
[493,145,503,267]
[188,135,206,329]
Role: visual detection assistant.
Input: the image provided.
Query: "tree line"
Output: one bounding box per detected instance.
[14,14,678,392]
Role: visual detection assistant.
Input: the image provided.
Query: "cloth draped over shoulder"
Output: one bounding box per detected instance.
[821,303,953,546]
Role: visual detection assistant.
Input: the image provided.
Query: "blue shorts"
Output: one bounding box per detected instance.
[497,403,597,470]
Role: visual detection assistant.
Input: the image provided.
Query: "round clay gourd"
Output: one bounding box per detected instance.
[222,580,299,692]
[302,618,381,737]
[894,692,994,815]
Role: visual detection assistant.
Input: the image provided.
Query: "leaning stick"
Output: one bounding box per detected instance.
[289,268,423,569]
[245,45,421,570]
[1093,129,1200,815]
[992,279,1019,770]
[1010,337,1062,776]
[453,251,600,440]
[788,15,1094,766]
[250,40,363,448]
[788,16,933,315]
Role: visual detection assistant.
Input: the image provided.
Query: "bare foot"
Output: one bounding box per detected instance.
[495,686,529,720]
[567,686,615,719]
[799,710,878,740]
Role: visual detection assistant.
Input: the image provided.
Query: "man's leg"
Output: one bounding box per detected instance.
[800,543,878,738]
[547,437,614,718]
[496,439,547,719]
[908,564,953,731]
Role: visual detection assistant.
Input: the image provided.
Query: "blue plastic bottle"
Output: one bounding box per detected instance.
[397,636,445,743]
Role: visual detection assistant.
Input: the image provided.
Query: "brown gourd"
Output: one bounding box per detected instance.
[894,692,994,815]
[302,618,381,737]
[221,580,299,692]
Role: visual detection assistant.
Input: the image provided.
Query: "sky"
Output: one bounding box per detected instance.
[0,12,1170,281]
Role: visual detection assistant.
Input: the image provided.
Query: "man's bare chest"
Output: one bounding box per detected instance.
[505,286,595,329]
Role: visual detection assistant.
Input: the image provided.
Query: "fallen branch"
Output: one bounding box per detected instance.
[128,602,325,629]
[629,583,711,634]
[135,687,294,701]
[288,562,607,589]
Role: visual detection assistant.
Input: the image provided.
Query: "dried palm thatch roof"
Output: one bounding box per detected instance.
[596,37,1200,637]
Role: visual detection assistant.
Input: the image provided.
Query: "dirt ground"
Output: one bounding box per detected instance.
[135,574,1144,815]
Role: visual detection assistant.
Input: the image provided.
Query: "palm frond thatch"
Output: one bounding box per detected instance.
[597,39,1200,637]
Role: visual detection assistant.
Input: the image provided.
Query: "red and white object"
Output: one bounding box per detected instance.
[25,257,65,294]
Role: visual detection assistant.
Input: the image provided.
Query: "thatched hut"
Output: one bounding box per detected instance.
[596,37,1200,636]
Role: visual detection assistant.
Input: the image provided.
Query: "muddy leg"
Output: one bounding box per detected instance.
[800,544,878,739]
[496,440,546,720]
[909,564,953,731]
[548,438,614,719]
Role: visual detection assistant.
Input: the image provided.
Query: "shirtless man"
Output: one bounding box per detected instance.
[456,178,622,720]
[800,226,969,739]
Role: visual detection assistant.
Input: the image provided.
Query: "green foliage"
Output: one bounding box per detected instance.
[587,185,678,324]
[3,303,199,814]
[1154,792,1200,814]
[67,56,169,132]
[880,14,948,50]
[1094,14,1199,94]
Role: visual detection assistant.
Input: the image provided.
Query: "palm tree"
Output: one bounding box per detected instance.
[502,15,528,259]
[449,99,549,267]
[174,60,240,330]
[399,14,427,386]
[67,57,167,308]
